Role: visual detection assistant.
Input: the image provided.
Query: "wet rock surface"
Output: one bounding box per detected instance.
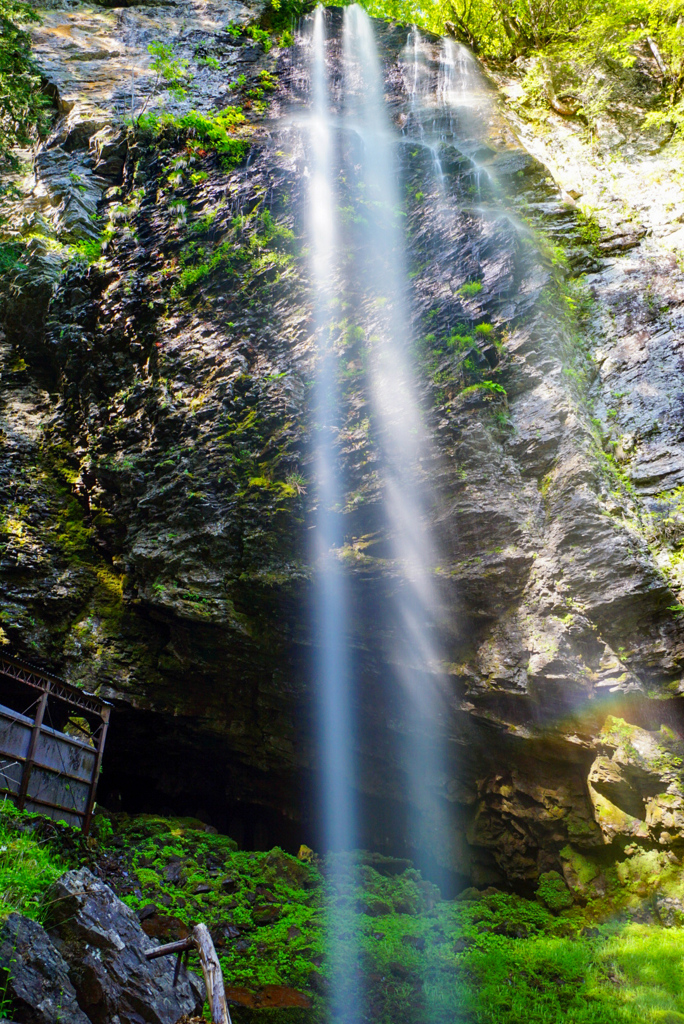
[0,913,91,1024]
[1,2,684,885]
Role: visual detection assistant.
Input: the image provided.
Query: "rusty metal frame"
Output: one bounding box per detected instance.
[0,653,105,716]
[0,652,112,834]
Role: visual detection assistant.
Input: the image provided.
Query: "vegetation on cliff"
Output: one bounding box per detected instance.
[365,0,684,136]
[1,4,684,1024]
[0,0,50,162]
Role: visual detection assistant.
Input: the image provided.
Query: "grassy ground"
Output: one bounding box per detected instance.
[0,805,67,922]
[2,804,684,1024]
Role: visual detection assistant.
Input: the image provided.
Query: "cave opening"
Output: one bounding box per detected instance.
[97,702,468,897]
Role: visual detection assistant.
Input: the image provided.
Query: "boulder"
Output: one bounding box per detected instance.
[89,127,128,181]
[0,914,90,1024]
[588,717,684,844]
[45,867,204,1024]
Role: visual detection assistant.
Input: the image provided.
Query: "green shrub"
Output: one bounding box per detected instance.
[137,107,251,167]
[461,379,507,399]
[0,0,52,161]
[459,280,483,297]
[0,241,26,272]
[172,207,295,296]
[260,0,310,35]
[71,235,105,264]
[244,24,273,51]
[447,332,474,349]
[0,806,66,922]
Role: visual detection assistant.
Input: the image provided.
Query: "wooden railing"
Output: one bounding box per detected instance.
[0,652,111,832]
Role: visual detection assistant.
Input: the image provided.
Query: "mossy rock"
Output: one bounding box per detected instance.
[230,1010,313,1024]
[11,808,684,1023]
[536,870,574,911]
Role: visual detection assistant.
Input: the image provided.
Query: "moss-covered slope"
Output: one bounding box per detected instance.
[5,807,684,1024]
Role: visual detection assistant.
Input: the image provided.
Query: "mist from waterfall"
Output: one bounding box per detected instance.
[305,5,461,1017]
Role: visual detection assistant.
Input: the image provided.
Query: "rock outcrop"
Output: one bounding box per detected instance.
[0,868,204,1024]
[1,0,684,885]
[0,913,91,1024]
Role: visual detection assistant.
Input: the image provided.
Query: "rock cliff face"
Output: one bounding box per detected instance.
[2,0,684,888]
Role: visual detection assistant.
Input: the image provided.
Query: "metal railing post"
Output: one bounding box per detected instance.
[17,689,49,810]
[83,705,110,835]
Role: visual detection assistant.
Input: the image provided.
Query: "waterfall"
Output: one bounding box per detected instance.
[342,4,451,879]
[438,35,495,203]
[307,8,362,1022]
[305,6,457,1017]
[309,3,356,861]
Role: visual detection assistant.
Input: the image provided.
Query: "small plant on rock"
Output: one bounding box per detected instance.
[135,41,193,123]
[459,280,483,297]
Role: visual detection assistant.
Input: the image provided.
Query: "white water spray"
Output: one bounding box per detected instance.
[309,4,357,857]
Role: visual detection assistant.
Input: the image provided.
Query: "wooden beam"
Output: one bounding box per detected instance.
[21,795,85,817]
[145,937,194,960]
[193,923,232,1024]
[144,926,232,1024]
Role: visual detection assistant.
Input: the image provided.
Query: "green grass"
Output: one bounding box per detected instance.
[0,806,66,923]
[596,925,684,1022]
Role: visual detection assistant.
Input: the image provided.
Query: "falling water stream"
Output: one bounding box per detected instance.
[308,4,356,862]
[307,7,362,1022]
[341,3,451,881]
[304,6,492,1016]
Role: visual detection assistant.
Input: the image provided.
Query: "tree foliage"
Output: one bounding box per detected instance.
[363,0,684,74]
[362,0,684,125]
[0,0,50,163]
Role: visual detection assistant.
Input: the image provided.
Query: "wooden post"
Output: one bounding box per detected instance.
[83,706,110,835]
[192,924,232,1024]
[17,690,48,810]
[145,937,194,960]
[145,928,232,1024]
